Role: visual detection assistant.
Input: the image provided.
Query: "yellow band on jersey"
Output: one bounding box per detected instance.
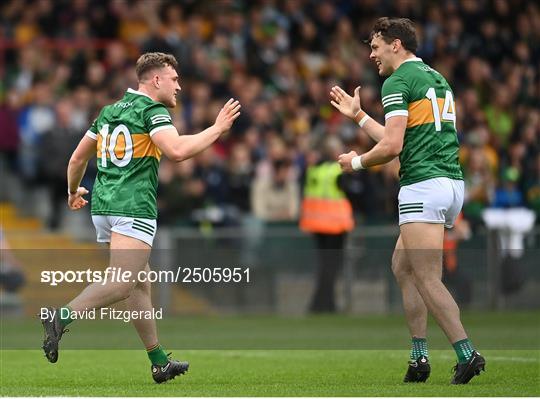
[97,133,161,160]
[407,98,445,128]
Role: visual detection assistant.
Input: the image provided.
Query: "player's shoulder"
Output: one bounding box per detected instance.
[142,100,170,114]
[142,101,172,123]
[382,72,409,97]
[129,94,171,124]
[93,103,110,122]
[141,101,173,133]
[400,59,447,84]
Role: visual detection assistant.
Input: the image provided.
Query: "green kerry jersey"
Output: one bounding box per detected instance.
[381,57,463,186]
[85,88,173,219]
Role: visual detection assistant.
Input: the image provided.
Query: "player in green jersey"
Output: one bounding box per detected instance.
[330,18,485,384]
[40,53,241,383]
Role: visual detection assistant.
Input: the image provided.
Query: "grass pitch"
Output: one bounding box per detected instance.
[1,312,539,396]
[1,349,538,396]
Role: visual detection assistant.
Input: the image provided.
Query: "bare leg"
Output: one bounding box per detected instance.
[68,232,151,312]
[400,223,468,343]
[392,235,428,338]
[126,263,159,348]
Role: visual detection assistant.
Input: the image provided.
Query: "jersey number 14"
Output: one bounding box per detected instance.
[425,88,456,131]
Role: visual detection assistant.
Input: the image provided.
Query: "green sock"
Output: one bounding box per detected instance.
[59,306,73,328]
[147,344,169,366]
[453,338,475,364]
[410,337,428,360]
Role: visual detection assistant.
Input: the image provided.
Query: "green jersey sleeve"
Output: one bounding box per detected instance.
[381,75,410,121]
[143,103,174,136]
[85,118,98,140]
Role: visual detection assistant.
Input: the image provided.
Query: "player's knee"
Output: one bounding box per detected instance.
[134,279,151,295]
[391,256,411,282]
[413,273,441,291]
[115,283,136,301]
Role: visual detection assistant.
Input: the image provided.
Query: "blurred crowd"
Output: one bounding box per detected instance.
[1,0,539,230]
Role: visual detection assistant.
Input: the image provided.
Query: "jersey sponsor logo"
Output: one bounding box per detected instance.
[382,93,403,107]
[114,101,133,108]
[150,114,172,125]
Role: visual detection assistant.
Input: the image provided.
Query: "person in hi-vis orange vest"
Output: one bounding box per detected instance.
[300,145,354,312]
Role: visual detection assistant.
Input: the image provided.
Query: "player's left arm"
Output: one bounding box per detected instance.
[67,135,96,210]
[338,74,410,172]
[338,116,406,172]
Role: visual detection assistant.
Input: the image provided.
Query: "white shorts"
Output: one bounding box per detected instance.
[92,215,157,247]
[398,177,464,228]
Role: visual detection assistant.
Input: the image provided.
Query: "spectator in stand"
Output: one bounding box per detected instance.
[492,167,525,209]
[462,132,496,227]
[0,227,25,294]
[0,0,538,230]
[252,158,299,222]
[157,157,205,226]
[226,142,254,216]
[525,154,540,221]
[40,98,89,229]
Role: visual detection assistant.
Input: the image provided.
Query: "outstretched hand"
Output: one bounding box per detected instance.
[68,187,89,210]
[330,86,362,119]
[214,98,241,134]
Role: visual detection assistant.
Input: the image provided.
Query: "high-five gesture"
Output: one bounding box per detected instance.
[330,86,362,119]
[214,98,241,133]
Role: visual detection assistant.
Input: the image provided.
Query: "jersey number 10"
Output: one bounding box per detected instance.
[99,124,133,167]
[425,88,456,132]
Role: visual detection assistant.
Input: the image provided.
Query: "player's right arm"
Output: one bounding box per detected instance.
[330,85,385,142]
[67,134,96,210]
[151,98,241,162]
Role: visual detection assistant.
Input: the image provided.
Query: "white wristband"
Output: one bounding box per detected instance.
[351,155,365,171]
[358,114,371,128]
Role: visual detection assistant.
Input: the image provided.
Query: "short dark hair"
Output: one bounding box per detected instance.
[135,52,178,81]
[368,17,418,53]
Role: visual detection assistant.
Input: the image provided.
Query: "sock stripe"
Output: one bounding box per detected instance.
[146,343,160,352]
[411,337,429,360]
